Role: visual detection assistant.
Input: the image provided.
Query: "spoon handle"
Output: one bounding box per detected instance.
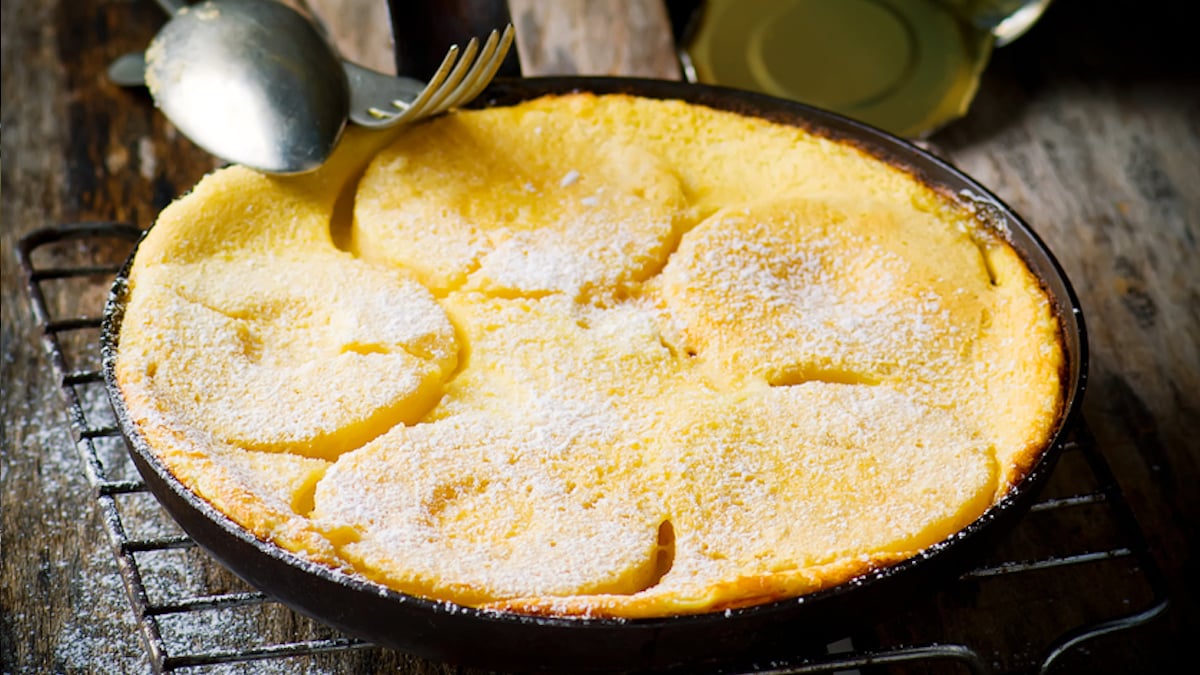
[107,52,147,87]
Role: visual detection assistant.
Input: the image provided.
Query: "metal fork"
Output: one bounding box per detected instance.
[343,24,515,129]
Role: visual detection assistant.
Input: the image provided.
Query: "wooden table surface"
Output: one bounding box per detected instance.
[3,1,1196,673]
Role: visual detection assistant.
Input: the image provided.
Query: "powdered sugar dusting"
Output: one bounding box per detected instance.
[111,95,1063,619]
[121,255,456,459]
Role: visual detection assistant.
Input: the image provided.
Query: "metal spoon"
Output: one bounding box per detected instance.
[144,0,349,174]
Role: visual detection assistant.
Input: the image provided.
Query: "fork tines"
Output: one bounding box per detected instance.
[369,24,515,125]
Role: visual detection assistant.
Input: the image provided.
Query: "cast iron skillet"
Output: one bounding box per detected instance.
[101,77,1087,673]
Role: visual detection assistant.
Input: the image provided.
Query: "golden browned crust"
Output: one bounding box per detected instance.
[115,93,1065,618]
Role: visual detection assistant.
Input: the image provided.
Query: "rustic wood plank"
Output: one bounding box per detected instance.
[508,0,681,78]
[297,0,397,74]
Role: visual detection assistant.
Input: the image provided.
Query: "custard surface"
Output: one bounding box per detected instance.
[115,94,1064,617]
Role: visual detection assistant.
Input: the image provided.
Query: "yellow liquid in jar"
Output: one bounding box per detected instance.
[681,0,998,138]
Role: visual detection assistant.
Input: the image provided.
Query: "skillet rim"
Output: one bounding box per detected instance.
[100,75,1088,671]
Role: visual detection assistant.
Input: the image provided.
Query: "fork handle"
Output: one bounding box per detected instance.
[387,0,522,79]
[342,60,426,114]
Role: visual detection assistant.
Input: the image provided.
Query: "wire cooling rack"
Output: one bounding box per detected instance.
[18,222,1170,674]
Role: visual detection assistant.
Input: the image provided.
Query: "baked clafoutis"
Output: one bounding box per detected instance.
[112,93,1065,618]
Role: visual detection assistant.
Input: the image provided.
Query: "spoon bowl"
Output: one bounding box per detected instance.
[145,0,349,174]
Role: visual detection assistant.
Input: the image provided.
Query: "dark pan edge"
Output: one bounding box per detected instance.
[100,77,1088,673]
